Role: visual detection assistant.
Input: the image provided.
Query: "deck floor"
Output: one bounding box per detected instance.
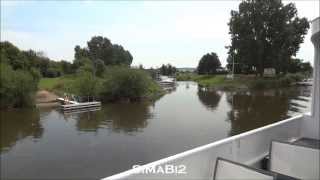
[293,138,320,149]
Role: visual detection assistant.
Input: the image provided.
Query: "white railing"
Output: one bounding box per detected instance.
[103,114,307,180]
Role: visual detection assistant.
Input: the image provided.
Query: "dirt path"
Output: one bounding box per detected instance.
[35,90,60,107]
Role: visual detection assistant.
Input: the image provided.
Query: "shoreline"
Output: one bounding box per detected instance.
[35,90,60,108]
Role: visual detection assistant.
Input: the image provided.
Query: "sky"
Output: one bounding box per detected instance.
[1,0,319,68]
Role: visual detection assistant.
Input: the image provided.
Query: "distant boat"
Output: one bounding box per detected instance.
[158,76,176,87]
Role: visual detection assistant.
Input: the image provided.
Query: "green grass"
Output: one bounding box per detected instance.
[38,75,75,95]
[181,73,306,90]
[194,75,250,90]
[39,77,61,90]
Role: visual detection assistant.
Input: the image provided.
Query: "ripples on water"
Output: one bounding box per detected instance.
[0,82,311,179]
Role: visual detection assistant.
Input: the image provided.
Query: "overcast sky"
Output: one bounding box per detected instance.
[1,0,319,68]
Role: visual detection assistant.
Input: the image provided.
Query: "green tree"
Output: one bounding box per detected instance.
[197,52,221,74]
[74,36,133,67]
[101,67,154,101]
[60,60,74,74]
[71,72,101,101]
[300,62,312,75]
[159,64,176,76]
[228,0,309,76]
[0,63,38,108]
[111,44,133,65]
[0,41,27,70]
[94,59,106,77]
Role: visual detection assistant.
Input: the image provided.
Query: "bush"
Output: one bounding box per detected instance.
[0,63,38,108]
[250,73,304,89]
[70,72,101,101]
[101,67,159,101]
[176,73,194,81]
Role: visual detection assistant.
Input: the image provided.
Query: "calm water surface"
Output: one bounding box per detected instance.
[0,82,311,179]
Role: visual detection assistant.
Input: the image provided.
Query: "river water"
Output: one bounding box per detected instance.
[0,81,311,179]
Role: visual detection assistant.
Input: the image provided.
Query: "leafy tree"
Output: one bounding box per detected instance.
[159,64,177,76]
[111,44,133,65]
[74,36,133,67]
[1,41,70,78]
[300,62,312,75]
[71,72,101,101]
[60,60,74,74]
[138,64,144,70]
[0,63,38,108]
[228,0,309,76]
[287,58,313,74]
[101,67,153,101]
[74,45,89,60]
[0,41,27,70]
[197,52,221,74]
[95,59,106,77]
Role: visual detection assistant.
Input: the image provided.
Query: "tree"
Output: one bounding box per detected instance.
[95,59,106,77]
[74,45,89,60]
[0,63,38,108]
[111,44,133,66]
[60,60,74,74]
[101,67,153,101]
[287,58,313,74]
[197,52,221,74]
[159,64,176,76]
[71,72,101,101]
[228,0,309,76]
[0,41,27,70]
[74,36,133,67]
[1,41,69,78]
[300,62,312,75]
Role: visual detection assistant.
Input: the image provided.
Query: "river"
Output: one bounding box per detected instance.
[0,81,311,179]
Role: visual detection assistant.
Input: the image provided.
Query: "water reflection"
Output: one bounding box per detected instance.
[72,102,154,134]
[0,82,311,179]
[0,109,43,152]
[197,87,222,110]
[226,88,307,136]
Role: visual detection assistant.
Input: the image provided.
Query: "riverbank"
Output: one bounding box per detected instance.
[38,73,164,103]
[176,73,307,90]
[38,76,75,96]
[35,90,60,107]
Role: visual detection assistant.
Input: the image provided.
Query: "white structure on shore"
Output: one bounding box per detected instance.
[102,17,320,180]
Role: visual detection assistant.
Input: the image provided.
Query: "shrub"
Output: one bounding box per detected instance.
[0,63,38,108]
[249,73,304,89]
[101,67,158,101]
[70,72,101,101]
[176,73,194,81]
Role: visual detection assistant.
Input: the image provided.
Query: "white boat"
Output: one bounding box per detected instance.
[158,76,176,86]
[61,101,101,111]
[57,97,101,111]
[101,17,320,180]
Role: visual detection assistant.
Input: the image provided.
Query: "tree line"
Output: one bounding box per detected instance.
[1,41,74,78]
[0,36,161,108]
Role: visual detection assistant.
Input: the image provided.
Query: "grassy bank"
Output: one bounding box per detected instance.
[176,73,306,90]
[38,70,164,102]
[38,75,75,96]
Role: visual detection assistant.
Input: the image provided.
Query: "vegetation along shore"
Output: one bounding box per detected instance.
[0,37,163,109]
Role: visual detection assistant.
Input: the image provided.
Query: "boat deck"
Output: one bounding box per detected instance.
[293,137,320,149]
